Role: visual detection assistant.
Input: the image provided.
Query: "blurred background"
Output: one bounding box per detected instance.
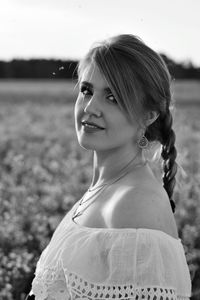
[0,0,200,299]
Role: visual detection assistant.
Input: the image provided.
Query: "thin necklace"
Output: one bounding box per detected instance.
[72,160,147,221]
[72,153,147,221]
[88,153,144,192]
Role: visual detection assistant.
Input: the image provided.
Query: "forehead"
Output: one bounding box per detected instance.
[80,62,110,89]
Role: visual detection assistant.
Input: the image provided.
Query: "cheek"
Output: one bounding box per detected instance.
[74,97,82,125]
[111,118,138,140]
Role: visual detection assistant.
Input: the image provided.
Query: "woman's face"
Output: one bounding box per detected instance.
[74,62,141,153]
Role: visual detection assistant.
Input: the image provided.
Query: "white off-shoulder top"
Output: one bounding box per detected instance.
[29,201,192,300]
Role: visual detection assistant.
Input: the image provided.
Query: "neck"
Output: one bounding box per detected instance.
[90,146,146,188]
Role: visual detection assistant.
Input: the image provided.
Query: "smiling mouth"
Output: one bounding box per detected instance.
[81,120,105,129]
[83,123,104,129]
[81,123,105,132]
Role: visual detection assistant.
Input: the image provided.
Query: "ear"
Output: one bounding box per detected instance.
[144,111,160,127]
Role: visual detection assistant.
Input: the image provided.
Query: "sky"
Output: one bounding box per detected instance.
[1,0,200,66]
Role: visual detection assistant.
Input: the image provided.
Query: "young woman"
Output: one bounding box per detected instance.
[26,34,192,300]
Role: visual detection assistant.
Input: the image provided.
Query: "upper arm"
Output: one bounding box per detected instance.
[111,186,171,231]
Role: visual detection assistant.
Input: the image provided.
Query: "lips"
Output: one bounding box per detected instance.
[81,120,105,130]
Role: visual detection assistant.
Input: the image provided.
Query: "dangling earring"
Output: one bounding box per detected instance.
[137,129,149,149]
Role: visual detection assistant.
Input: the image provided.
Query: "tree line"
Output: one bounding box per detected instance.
[0,55,199,79]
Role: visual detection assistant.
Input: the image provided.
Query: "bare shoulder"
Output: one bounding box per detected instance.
[111,184,179,239]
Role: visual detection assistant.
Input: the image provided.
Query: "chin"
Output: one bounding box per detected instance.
[79,142,94,150]
[78,138,105,151]
[77,136,94,149]
[79,143,99,151]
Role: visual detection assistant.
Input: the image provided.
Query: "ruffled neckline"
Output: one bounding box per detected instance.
[70,215,182,243]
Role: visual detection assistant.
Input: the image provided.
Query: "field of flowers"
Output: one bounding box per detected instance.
[0,80,199,299]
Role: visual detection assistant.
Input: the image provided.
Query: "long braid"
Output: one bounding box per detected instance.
[160,107,178,213]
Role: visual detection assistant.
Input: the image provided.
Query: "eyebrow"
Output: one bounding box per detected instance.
[80,81,112,94]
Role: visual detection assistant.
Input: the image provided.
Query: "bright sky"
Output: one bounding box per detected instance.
[1,0,200,66]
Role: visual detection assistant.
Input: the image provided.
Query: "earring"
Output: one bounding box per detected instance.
[137,129,149,149]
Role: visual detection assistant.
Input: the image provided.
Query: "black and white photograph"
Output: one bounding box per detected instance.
[0,1,199,299]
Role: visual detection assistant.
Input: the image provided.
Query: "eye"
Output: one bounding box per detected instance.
[107,94,117,104]
[80,86,92,97]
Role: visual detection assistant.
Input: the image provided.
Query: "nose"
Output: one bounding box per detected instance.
[83,95,102,117]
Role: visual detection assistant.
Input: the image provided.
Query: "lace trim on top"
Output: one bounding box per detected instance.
[30,267,190,300]
[31,266,71,300]
[67,270,190,300]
